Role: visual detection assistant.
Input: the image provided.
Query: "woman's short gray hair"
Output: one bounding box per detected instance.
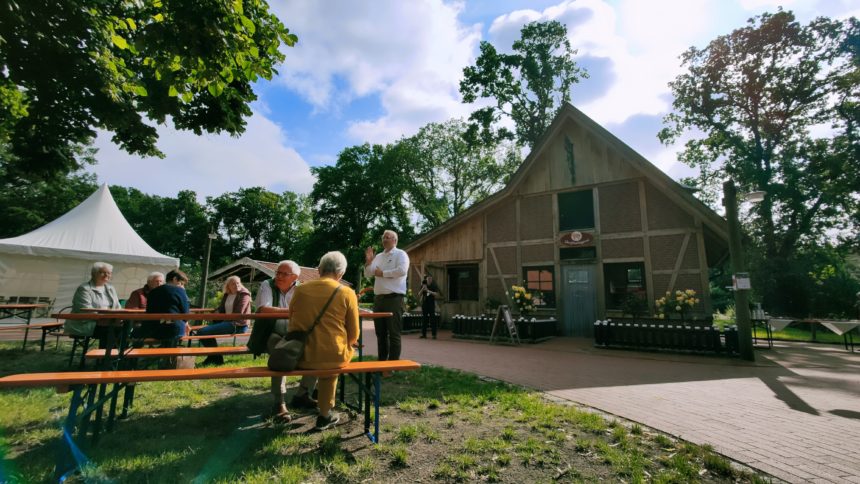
[318,251,347,277]
[90,261,113,278]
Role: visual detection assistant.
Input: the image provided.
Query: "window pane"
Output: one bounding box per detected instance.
[521,266,555,308]
[603,262,647,311]
[558,190,594,230]
[447,265,479,301]
[559,247,596,260]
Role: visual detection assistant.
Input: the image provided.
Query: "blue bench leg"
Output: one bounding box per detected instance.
[54,386,90,481]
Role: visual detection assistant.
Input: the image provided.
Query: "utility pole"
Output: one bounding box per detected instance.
[198,231,217,308]
[723,180,755,361]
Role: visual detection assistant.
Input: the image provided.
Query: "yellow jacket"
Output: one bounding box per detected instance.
[288,278,359,370]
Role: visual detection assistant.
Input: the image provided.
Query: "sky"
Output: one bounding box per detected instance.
[89,0,860,200]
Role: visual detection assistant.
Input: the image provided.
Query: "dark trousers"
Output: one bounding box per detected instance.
[374,294,404,361]
[421,305,436,337]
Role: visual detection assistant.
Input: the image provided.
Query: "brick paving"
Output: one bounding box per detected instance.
[364,323,860,483]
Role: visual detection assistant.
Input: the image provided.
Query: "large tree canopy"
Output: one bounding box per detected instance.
[660,10,859,313]
[308,143,414,280]
[396,119,520,231]
[460,20,587,148]
[0,0,296,178]
[206,187,312,262]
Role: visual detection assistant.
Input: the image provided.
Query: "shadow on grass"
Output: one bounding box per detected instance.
[2,358,511,483]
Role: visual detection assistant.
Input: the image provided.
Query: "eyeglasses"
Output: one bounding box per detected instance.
[276,271,295,277]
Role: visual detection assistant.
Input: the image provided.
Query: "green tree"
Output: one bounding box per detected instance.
[459,20,587,148]
[396,118,520,230]
[206,187,313,262]
[309,143,414,281]
[660,10,859,314]
[0,0,297,179]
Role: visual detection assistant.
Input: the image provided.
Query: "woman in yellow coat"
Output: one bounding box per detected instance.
[288,250,359,430]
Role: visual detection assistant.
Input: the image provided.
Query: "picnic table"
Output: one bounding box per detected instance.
[762,317,859,352]
[0,303,50,349]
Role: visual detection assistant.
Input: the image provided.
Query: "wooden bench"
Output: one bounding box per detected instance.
[0,359,419,480]
[85,346,251,359]
[0,321,65,351]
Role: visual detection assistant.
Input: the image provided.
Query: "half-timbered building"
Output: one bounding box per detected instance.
[404,103,729,336]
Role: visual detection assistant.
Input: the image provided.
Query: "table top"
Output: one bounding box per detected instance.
[79,307,213,314]
[0,304,49,310]
[54,311,393,321]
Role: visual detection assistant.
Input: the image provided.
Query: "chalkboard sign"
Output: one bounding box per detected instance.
[490,305,521,345]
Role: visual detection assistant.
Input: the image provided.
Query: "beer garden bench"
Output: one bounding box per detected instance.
[0,359,420,480]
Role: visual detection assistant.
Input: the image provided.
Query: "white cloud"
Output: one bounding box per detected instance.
[270,0,482,144]
[89,113,315,199]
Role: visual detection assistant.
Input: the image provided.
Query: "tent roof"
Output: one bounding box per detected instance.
[208,257,353,287]
[0,184,179,266]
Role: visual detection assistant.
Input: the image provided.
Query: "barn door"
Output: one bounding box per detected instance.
[562,264,596,337]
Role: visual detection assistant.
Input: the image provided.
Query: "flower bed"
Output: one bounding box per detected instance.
[594,320,738,355]
[451,314,557,343]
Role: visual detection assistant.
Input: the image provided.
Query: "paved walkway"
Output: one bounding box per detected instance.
[362,324,860,483]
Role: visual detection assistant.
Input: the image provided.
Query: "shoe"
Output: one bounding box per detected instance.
[201,356,224,366]
[315,412,340,430]
[290,391,318,410]
[419,335,427,339]
[271,404,292,424]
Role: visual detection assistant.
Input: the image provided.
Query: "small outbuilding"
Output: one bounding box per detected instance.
[404,103,729,336]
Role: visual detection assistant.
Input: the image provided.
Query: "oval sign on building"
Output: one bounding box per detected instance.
[560,231,594,247]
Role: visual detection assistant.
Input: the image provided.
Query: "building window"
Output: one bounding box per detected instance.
[447,265,479,301]
[559,247,597,260]
[523,266,555,308]
[558,189,594,231]
[603,262,647,310]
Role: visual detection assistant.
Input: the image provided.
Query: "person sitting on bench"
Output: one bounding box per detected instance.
[289,251,359,430]
[133,270,189,347]
[197,276,251,365]
[69,262,122,348]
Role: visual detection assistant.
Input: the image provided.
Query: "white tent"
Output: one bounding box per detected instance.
[0,184,179,310]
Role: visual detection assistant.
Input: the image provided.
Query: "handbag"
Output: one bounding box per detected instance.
[267,286,340,371]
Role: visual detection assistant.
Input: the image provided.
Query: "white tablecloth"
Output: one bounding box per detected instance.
[767,318,794,331]
[817,320,860,336]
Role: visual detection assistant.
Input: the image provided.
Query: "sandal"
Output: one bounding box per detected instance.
[270,404,292,424]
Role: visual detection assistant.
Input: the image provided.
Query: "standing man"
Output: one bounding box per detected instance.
[419,274,441,339]
[125,272,165,310]
[254,260,317,422]
[364,229,409,362]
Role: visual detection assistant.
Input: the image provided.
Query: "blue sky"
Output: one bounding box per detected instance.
[90,0,860,200]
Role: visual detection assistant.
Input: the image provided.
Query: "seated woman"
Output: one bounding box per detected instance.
[69,261,122,348]
[132,269,190,347]
[288,251,359,430]
[197,276,251,365]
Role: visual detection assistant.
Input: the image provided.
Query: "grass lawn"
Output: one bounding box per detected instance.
[0,342,770,483]
[714,320,850,345]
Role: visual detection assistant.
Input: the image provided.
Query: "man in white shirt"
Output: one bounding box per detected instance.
[255,260,316,422]
[364,229,409,362]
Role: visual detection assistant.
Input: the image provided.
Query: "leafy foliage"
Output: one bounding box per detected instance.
[0,0,297,179]
[460,20,587,148]
[309,143,415,281]
[661,10,859,314]
[206,187,313,263]
[395,119,520,231]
